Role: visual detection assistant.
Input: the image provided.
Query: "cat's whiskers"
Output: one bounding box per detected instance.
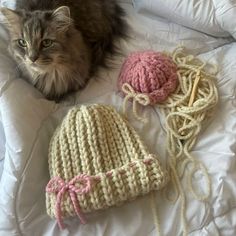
[14,61,26,73]
[37,58,53,65]
[56,55,66,62]
[1,0,126,99]
[31,70,41,84]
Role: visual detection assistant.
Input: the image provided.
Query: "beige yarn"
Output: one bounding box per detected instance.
[158,47,218,236]
[122,83,150,123]
[46,104,169,220]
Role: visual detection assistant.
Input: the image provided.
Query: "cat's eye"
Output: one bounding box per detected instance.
[42,39,53,48]
[18,39,27,47]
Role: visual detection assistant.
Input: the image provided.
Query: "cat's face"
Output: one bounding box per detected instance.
[0,6,91,99]
[1,6,72,73]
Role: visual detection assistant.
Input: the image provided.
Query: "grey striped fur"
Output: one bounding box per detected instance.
[0,0,127,99]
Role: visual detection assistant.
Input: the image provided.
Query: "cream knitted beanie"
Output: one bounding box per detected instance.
[46,104,168,229]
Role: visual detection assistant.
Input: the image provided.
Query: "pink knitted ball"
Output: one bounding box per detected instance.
[118,51,179,104]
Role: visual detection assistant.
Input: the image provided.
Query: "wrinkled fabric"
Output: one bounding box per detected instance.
[0,1,235,236]
[133,0,236,39]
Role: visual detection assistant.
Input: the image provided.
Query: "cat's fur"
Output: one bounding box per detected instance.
[0,0,127,99]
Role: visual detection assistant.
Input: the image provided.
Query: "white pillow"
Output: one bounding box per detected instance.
[214,0,236,39]
[132,0,236,38]
[0,0,16,9]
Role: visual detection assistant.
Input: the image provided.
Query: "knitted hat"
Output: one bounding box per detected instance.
[46,104,168,229]
[118,51,178,122]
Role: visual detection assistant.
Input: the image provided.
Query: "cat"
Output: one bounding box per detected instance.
[0,0,127,99]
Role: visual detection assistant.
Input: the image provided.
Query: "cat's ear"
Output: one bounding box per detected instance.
[51,6,72,32]
[0,7,22,37]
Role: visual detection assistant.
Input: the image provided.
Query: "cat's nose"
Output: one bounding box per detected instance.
[29,55,39,62]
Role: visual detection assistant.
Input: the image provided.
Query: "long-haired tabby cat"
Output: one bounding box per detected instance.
[0,0,127,99]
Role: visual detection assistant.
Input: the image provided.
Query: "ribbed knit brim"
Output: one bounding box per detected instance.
[46,104,169,218]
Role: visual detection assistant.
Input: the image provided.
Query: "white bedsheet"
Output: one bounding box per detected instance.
[0,2,236,236]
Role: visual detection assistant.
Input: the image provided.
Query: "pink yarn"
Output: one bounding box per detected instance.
[46,174,91,230]
[118,51,178,104]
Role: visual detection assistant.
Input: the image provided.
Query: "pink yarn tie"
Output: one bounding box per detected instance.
[46,174,92,230]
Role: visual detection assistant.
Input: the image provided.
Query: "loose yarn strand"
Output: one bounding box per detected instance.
[122,83,150,122]
[169,163,188,236]
[159,47,218,235]
[151,192,161,236]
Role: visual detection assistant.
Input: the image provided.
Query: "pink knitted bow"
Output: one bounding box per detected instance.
[46,174,92,230]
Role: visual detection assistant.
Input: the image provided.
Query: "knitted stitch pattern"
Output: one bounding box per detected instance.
[118,51,178,104]
[46,104,168,225]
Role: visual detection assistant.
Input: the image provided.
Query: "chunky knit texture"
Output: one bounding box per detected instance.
[46,104,169,229]
[118,51,178,121]
[118,51,178,103]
